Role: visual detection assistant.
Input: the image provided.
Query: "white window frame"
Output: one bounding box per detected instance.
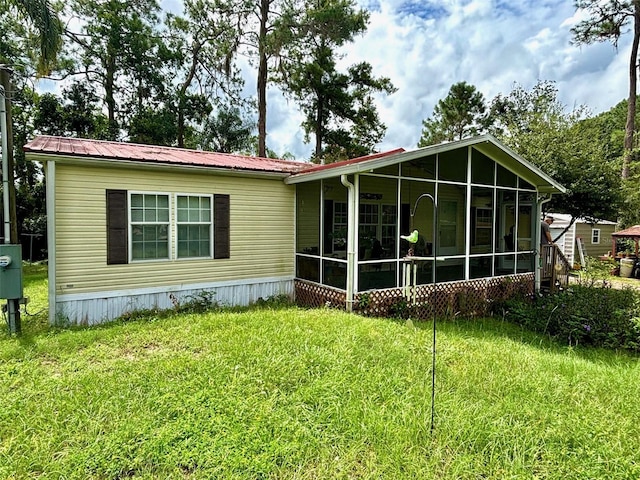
[333,201,348,252]
[592,228,601,245]
[175,193,214,259]
[129,191,172,262]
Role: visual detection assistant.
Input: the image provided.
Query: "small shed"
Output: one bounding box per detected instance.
[548,213,617,265]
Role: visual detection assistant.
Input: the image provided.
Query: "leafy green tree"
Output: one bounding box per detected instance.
[163,0,246,148]
[2,0,62,74]
[34,82,109,138]
[11,86,47,258]
[418,81,488,146]
[572,0,640,179]
[199,104,255,154]
[277,0,395,162]
[490,81,621,229]
[61,81,109,138]
[63,0,163,139]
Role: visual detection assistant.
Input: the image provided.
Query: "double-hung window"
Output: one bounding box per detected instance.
[592,228,601,244]
[177,195,212,258]
[107,189,228,265]
[130,193,170,261]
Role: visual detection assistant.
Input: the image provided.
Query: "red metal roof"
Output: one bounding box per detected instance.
[292,148,406,175]
[612,225,640,238]
[24,136,309,174]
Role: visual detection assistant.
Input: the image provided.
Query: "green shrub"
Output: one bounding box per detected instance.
[502,285,640,351]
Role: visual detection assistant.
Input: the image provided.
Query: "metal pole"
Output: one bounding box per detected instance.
[430,194,437,435]
[0,65,20,334]
[409,193,438,434]
[0,84,9,243]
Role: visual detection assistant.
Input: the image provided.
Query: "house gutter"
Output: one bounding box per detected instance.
[341,174,356,312]
[535,194,554,291]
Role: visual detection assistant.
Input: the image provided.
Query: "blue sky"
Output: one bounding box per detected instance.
[159,0,634,159]
[255,0,631,159]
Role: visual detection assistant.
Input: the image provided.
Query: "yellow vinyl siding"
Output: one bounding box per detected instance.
[54,163,294,294]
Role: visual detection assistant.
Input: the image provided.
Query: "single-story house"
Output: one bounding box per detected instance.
[25,134,566,325]
[548,213,617,266]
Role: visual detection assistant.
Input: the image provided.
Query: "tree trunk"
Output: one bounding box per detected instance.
[105,50,118,140]
[315,93,324,162]
[177,40,202,148]
[623,1,640,179]
[257,0,269,158]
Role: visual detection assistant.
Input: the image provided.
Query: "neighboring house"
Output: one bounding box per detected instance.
[25,134,565,325]
[548,213,617,265]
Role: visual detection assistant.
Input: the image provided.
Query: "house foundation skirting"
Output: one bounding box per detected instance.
[54,277,294,326]
[295,274,534,319]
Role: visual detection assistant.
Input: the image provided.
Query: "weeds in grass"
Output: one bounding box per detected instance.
[3,264,640,478]
[502,285,640,351]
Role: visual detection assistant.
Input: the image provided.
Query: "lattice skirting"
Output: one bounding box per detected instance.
[295,280,346,309]
[295,274,534,320]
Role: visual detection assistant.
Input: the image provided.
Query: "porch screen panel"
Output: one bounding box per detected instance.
[358,175,398,260]
[471,186,494,254]
[494,254,515,276]
[296,181,320,255]
[436,258,465,282]
[399,180,435,258]
[404,259,432,286]
[358,263,396,291]
[296,256,320,282]
[471,148,494,185]
[497,164,517,187]
[495,190,516,253]
[470,256,492,279]
[401,155,435,180]
[324,259,347,289]
[438,148,467,183]
[437,184,467,256]
[322,177,348,258]
[517,192,535,252]
[516,252,535,273]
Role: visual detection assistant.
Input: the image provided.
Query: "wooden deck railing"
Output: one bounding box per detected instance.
[541,244,572,292]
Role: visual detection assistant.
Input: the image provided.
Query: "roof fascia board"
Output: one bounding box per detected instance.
[26,152,292,180]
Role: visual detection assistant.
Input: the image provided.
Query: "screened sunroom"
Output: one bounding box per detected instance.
[286,135,565,311]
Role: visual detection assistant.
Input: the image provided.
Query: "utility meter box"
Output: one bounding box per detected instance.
[0,244,23,299]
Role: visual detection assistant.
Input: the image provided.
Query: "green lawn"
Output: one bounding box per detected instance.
[1,267,639,479]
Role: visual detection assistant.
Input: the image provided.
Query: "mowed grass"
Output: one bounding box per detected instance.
[1,269,640,479]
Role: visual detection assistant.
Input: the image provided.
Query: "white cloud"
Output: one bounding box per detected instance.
[59,0,636,160]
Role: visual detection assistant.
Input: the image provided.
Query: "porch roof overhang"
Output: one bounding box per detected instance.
[285,134,566,195]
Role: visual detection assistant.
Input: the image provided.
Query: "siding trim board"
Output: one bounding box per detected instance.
[55,277,294,326]
[57,275,293,301]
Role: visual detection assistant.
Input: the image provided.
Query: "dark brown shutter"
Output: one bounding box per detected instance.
[214,194,230,259]
[106,189,128,264]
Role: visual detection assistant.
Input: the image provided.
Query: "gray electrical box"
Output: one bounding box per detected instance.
[0,244,23,299]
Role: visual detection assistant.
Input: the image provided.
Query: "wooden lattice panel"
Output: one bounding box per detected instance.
[295,280,346,309]
[296,274,534,321]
